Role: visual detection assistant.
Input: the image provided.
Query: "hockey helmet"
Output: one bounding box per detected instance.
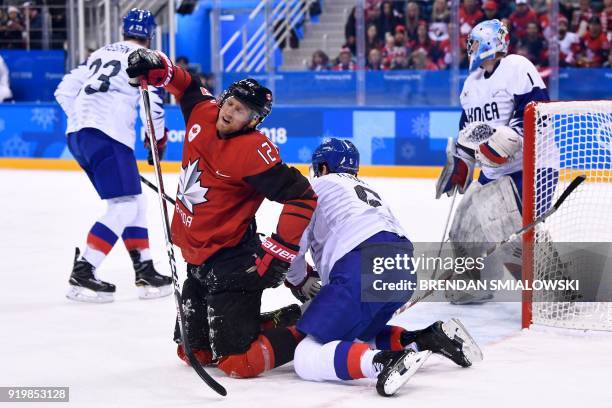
[311,138,360,177]
[123,8,156,40]
[466,19,509,72]
[219,78,273,125]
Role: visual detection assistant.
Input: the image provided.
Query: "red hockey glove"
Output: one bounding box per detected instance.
[144,128,168,165]
[256,235,298,289]
[285,265,321,303]
[127,49,174,87]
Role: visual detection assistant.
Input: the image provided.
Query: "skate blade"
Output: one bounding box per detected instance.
[442,318,483,364]
[66,286,114,303]
[379,350,431,397]
[137,284,173,300]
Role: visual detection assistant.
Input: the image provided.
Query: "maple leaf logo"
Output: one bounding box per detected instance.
[177,159,208,213]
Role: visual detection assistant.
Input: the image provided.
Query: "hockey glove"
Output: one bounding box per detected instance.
[476,126,522,167]
[435,139,475,199]
[126,49,174,87]
[144,128,168,165]
[255,235,298,289]
[285,265,321,303]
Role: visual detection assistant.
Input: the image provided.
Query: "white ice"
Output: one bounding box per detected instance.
[1,169,611,408]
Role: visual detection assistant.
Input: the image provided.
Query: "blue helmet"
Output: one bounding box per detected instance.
[466,19,509,72]
[312,138,360,176]
[122,8,156,40]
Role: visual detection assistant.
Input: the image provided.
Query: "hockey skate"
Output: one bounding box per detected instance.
[66,248,115,303]
[402,318,483,367]
[129,250,173,299]
[260,304,301,329]
[373,349,431,397]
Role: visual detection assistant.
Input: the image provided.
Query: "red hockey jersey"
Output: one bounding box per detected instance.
[165,68,316,265]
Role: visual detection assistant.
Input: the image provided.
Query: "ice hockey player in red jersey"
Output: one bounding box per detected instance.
[126,49,317,378]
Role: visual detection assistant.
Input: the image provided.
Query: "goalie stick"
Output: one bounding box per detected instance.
[393,189,457,316]
[393,174,587,316]
[139,79,227,397]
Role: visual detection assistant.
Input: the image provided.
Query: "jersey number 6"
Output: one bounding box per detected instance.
[354,185,382,208]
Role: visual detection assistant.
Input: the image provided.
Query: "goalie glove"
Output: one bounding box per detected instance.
[435,138,475,199]
[475,126,523,167]
[285,265,321,303]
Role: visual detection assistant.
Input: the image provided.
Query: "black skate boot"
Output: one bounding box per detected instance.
[259,304,302,329]
[129,250,173,299]
[66,248,115,303]
[401,318,483,367]
[373,349,431,397]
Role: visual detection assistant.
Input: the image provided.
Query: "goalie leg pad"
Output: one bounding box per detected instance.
[447,176,523,300]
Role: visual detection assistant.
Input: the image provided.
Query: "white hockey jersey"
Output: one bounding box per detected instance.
[286,173,407,286]
[54,41,165,149]
[459,54,549,180]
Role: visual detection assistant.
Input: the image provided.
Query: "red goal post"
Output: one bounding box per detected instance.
[522,100,612,330]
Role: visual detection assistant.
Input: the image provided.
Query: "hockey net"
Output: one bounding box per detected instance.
[522,100,612,331]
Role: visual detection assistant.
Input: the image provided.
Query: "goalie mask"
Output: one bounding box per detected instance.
[466,19,509,72]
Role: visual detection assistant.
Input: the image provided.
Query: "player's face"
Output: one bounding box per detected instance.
[217,97,254,135]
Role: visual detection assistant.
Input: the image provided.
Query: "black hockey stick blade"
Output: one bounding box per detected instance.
[140,175,176,205]
[139,80,226,397]
[552,174,586,211]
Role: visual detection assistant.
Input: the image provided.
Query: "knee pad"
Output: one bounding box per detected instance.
[106,195,139,227]
[217,335,275,378]
[294,336,324,381]
[449,176,521,245]
[130,193,148,227]
[449,176,522,280]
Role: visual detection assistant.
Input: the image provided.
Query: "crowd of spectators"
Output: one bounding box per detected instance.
[0,1,66,49]
[310,0,611,71]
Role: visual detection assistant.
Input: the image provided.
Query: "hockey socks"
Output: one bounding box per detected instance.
[294,336,380,382]
[373,325,406,351]
[122,226,151,261]
[217,326,302,378]
[84,222,118,267]
[293,335,431,396]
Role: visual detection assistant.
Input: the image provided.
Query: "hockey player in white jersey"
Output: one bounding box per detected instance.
[288,139,482,397]
[436,19,552,304]
[55,9,172,303]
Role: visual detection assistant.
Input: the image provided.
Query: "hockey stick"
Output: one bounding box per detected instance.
[139,79,227,397]
[482,174,586,258]
[140,175,176,206]
[393,174,587,315]
[394,189,457,316]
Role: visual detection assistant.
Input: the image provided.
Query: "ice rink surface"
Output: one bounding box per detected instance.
[1,169,611,408]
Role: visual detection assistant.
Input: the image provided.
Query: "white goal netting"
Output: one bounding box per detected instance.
[527,100,612,331]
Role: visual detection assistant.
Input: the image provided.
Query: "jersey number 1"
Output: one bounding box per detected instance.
[85,59,121,95]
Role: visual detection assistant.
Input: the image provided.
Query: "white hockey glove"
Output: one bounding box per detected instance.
[285,265,321,303]
[435,138,475,199]
[475,126,523,168]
